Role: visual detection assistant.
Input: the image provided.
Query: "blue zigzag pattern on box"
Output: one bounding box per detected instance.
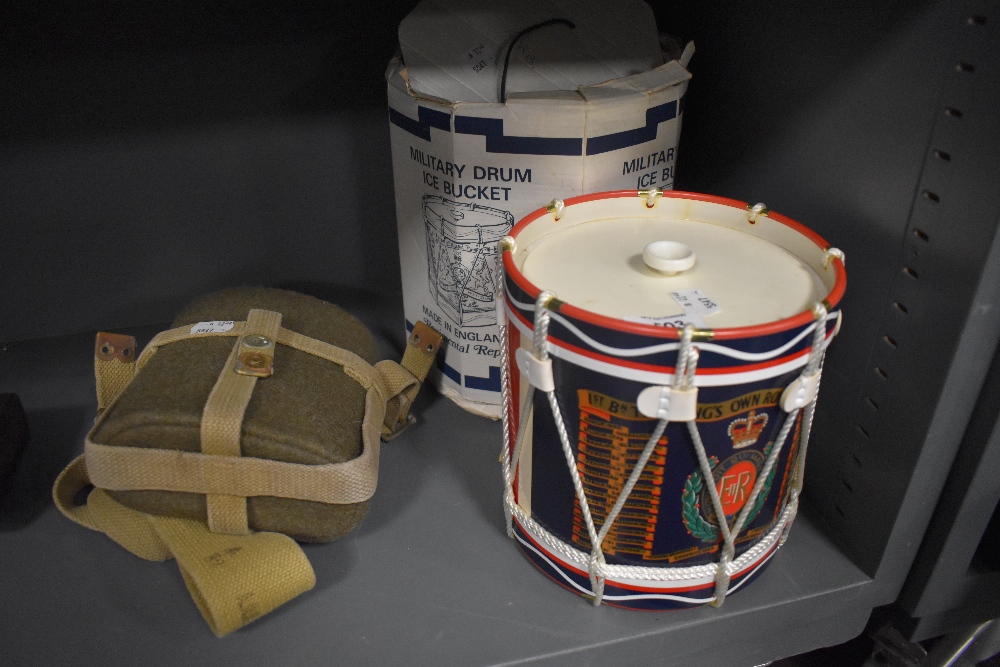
[453,116,582,156]
[388,106,451,141]
[389,93,685,156]
[585,95,686,156]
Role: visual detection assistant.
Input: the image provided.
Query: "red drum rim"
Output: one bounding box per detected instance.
[502,190,847,341]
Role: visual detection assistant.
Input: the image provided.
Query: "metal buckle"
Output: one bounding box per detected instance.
[382,413,417,442]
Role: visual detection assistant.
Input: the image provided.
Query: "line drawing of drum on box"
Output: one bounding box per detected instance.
[423,195,514,328]
[498,189,846,610]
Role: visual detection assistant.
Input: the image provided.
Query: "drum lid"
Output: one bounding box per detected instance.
[513,194,837,330]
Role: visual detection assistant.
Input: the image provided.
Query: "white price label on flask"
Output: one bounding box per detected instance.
[670,289,721,316]
[190,321,235,335]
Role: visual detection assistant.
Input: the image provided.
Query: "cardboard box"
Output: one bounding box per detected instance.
[388,0,693,417]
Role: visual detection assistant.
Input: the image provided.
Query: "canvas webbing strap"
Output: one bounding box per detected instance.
[95,318,441,444]
[136,322,249,373]
[379,322,443,439]
[85,316,443,506]
[276,327,387,400]
[85,331,387,505]
[84,392,384,504]
[53,455,315,637]
[200,309,282,535]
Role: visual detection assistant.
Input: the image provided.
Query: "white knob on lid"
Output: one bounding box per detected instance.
[643,241,696,275]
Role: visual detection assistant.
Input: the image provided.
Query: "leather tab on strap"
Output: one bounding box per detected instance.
[201,309,283,535]
[401,321,443,383]
[95,333,137,410]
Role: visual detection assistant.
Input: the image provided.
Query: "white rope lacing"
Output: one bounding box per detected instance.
[498,305,516,538]
[781,310,828,546]
[499,285,831,608]
[497,237,517,538]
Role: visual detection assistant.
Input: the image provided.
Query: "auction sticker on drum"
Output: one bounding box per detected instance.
[499,190,845,610]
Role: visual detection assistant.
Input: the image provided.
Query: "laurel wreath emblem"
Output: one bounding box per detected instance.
[681,456,720,542]
[682,442,778,543]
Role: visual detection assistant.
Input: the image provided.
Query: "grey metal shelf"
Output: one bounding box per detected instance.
[0,326,872,667]
[896,243,1000,641]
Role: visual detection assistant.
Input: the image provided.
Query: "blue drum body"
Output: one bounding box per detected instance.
[500,191,845,610]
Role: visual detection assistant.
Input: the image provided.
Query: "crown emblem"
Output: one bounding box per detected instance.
[727,410,768,449]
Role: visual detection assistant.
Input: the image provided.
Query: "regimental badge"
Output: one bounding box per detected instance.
[727,409,768,449]
[681,443,777,543]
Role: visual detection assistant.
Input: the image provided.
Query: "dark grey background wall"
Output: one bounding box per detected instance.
[1,2,415,342]
[1,0,939,344]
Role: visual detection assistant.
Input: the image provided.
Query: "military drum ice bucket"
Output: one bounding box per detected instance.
[498,189,846,610]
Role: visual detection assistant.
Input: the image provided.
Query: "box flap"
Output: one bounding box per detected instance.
[579,56,693,102]
[399,0,663,104]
